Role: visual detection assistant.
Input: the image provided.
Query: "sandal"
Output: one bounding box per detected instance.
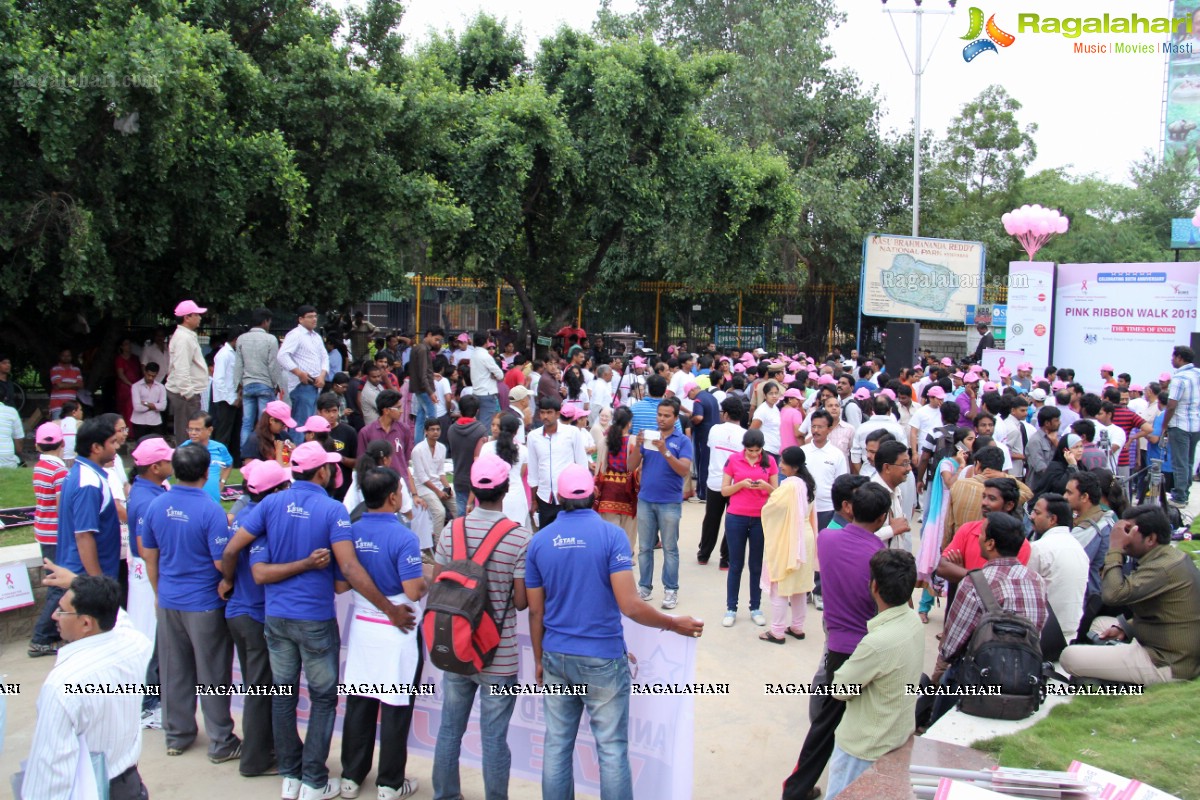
[759,632,786,645]
[785,628,806,640]
[919,612,929,624]
[167,747,185,757]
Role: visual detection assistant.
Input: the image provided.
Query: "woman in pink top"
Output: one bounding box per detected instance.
[720,428,779,628]
[779,388,805,450]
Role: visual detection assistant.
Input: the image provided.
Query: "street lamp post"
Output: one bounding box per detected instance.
[882,0,956,237]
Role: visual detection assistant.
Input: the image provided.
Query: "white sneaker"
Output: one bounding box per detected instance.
[281,777,302,800]
[140,707,162,730]
[722,610,736,627]
[814,594,824,611]
[751,610,766,626]
[340,778,360,799]
[638,587,652,601]
[377,778,419,800]
[661,590,678,610]
[299,781,340,800]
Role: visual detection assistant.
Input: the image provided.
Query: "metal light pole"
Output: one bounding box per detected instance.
[883,0,956,237]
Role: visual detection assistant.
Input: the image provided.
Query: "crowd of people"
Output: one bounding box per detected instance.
[12,301,1200,800]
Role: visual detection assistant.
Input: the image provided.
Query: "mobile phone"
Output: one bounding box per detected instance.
[956,442,968,454]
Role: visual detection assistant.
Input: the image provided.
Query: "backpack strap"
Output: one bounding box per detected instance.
[968,569,1002,614]
[469,518,521,566]
[450,517,469,561]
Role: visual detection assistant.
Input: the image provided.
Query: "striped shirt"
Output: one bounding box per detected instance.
[277,325,330,393]
[628,397,683,436]
[32,455,69,546]
[48,364,81,410]
[434,508,530,676]
[1168,364,1200,432]
[1109,406,1145,467]
[22,613,152,800]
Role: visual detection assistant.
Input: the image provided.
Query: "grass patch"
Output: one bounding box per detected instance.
[973,680,1200,798]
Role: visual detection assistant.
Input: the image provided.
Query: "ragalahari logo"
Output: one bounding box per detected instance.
[962,7,1016,62]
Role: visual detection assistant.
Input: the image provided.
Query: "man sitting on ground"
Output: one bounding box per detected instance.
[1060,506,1200,685]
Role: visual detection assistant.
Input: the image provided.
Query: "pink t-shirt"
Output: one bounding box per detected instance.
[723,451,778,517]
[780,405,803,451]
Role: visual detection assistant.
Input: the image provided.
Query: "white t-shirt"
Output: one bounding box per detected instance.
[908,404,941,452]
[1028,526,1091,642]
[433,376,451,417]
[753,401,782,454]
[667,371,690,399]
[706,422,745,491]
[619,372,645,401]
[802,440,849,512]
[60,416,79,461]
[0,403,23,468]
[591,379,613,421]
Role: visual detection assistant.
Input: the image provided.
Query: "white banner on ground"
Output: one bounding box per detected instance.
[1053,263,1200,391]
[1005,261,1054,371]
[236,597,697,799]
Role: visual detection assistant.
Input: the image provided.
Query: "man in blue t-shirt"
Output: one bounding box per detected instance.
[686,382,720,502]
[634,397,694,610]
[221,458,292,778]
[124,436,175,725]
[527,464,703,800]
[219,441,416,800]
[141,445,241,761]
[338,467,427,800]
[28,418,122,657]
[181,411,233,504]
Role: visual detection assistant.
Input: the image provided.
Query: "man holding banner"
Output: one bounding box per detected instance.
[527,464,704,800]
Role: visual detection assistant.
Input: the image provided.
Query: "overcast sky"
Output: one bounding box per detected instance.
[371,0,1178,184]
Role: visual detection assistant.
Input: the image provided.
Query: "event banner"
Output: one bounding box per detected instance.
[982,349,1026,381]
[1053,263,1200,390]
[1004,261,1054,370]
[860,235,985,323]
[237,598,698,799]
[1163,1,1200,172]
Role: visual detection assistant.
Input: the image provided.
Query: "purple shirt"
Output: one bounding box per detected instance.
[955,392,975,427]
[816,522,884,655]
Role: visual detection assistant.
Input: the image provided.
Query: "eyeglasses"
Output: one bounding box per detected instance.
[52,606,80,617]
[888,461,913,469]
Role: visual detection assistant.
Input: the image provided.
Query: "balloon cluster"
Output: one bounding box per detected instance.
[1001,204,1069,260]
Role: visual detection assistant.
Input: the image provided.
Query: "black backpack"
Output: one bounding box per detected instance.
[422,517,519,674]
[957,570,1047,720]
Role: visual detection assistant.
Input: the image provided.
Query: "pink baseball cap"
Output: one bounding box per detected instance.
[864,360,874,367]
[560,405,586,420]
[913,362,923,370]
[781,374,795,385]
[631,357,647,369]
[787,362,801,373]
[470,454,511,490]
[1129,384,1144,393]
[953,371,965,379]
[682,381,699,395]
[963,373,980,384]
[296,415,331,434]
[265,400,297,428]
[968,364,983,373]
[174,299,207,317]
[998,367,1012,377]
[783,388,803,400]
[983,382,998,392]
[1160,371,1172,382]
[1051,380,1067,391]
[290,441,342,473]
[880,388,896,401]
[927,386,946,399]
[132,437,174,466]
[243,460,292,493]
[1100,364,1114,372]
[940,357,953,366]
[556,463,595,500]
[1018,362,1033,371]
[35,422,63,445]
[817,374,836,386]
[456,332,470,343]
[733,363,746,373]
[853,387,871,400]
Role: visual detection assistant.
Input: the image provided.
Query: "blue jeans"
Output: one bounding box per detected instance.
[637,500,681,593]
[540,651,633,800]
[1168,427,1200,503]
[414,392,438,440]
[476,393,499,433]
[265,616,340,789]
[240,383,275,455]
[456,490,469,519]
[825,744,875,799]
[433,671,518,800]
[724,512,763,612]
[288,384,319,444]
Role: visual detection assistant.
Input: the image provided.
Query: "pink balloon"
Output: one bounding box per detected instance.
[1002,212,1013,225]
[1056,217,1069,234]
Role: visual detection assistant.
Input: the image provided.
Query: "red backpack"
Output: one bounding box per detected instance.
[423,517,519,674]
